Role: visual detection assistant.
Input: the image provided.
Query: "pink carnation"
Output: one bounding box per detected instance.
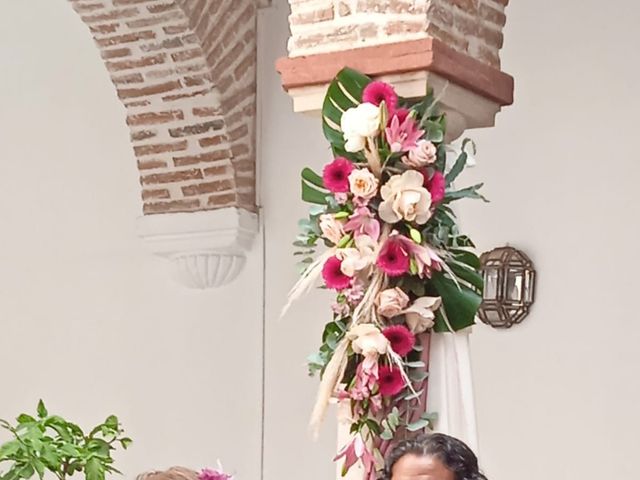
[322,256,352,290]
[424,170,446,204]
[378,365,405,397]
[362,81,398,118]
[377,237,410,277]
[323,157,354,193]
[383,325,416,356]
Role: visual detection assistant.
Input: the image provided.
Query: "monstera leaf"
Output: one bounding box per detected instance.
[431,272,482,333]
[301,167,329,205]
[321,67,371,157]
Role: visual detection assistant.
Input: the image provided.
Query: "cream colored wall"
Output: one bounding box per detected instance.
[466,1,640,478]
[259,3,337,479]
[0,1,263,478]
[2,1,639,480]
[260,1,640,480]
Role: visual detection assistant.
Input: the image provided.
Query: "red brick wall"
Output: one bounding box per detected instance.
[69,0,257,215]
[287,0,508,68]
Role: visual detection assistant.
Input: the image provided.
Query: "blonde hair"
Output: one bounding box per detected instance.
[137,467,199,480]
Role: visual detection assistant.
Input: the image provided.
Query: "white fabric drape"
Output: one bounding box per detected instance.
[426,328,478,453]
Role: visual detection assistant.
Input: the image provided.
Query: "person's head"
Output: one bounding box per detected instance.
[381,433,487,480]
[137,467,199,480]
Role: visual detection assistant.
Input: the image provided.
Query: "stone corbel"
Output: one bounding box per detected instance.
[276,38,514,142]
[136,208,259,289]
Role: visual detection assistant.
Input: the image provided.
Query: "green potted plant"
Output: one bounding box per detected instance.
[0,401,131,480]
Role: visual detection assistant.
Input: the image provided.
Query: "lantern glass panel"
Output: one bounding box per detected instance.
[523,270,534,304]
[483,309,502,325]
[505,268,523,302]
[483,268,499,300]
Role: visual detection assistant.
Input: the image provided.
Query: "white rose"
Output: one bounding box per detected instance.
[403,140,437,168]
[319,214,345,244]
[341,103,381,152]
[347,323,389,357]
[344,136,366,152]
[348,169,379,199]
[376,288,410,318]
[404,297,442,333]
[379,170,432,224]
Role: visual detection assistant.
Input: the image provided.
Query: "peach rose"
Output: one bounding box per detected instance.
[379,170,432,224]
[348,169,379,200]
[347,324,390,357]
[403,140,437,168]
[404,297,442,333]
[376,288,410,318]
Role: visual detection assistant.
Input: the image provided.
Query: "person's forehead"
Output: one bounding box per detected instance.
[391,454,455,480]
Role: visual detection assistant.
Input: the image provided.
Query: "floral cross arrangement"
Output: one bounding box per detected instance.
[284,68,487,480]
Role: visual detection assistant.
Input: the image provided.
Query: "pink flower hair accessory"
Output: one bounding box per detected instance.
[198,465,233,480]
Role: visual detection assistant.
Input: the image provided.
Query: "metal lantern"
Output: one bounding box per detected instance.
[478,246,536,329]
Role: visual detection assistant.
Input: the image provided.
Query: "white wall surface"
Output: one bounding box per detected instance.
[259,0,640,479]
[2,1,639,480]
[259,3,337,479]
[0,1,263,479]
[466,1,640,478]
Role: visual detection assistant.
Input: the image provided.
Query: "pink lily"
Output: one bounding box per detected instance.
[349,358,379,401]
[385,114,425,153]
[344,207,381,242]
[395,234,443,278]
[334,434,377,478]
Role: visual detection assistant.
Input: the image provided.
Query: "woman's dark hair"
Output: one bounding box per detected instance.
[380,433,488,480]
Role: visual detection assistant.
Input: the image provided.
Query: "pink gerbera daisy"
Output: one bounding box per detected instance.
[383,325,416,356]
[322,256,352,290]
[377,237,410,277]
[323,157,355,193]
[423,170,446,204]
[393,108,410,125]
[362,81,398,118]
[378,365,405,397]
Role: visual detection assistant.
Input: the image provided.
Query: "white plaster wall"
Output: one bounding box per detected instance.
[2,0,639,480]
[0,1,263,479]
[259,2,337,478]
[465,1,640,478]
[259,0,640,479]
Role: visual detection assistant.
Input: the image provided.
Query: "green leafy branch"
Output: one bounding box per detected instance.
[307,317,349,376]
[0,401,131,480]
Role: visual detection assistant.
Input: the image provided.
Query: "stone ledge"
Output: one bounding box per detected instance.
[276,38,514,107]
[136,207,259,289]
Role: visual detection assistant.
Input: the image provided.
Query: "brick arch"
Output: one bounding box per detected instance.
[68,0,257,215]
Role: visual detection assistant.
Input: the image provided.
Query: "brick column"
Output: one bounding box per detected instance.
[68,0,264,288]
[277,0,513,139]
